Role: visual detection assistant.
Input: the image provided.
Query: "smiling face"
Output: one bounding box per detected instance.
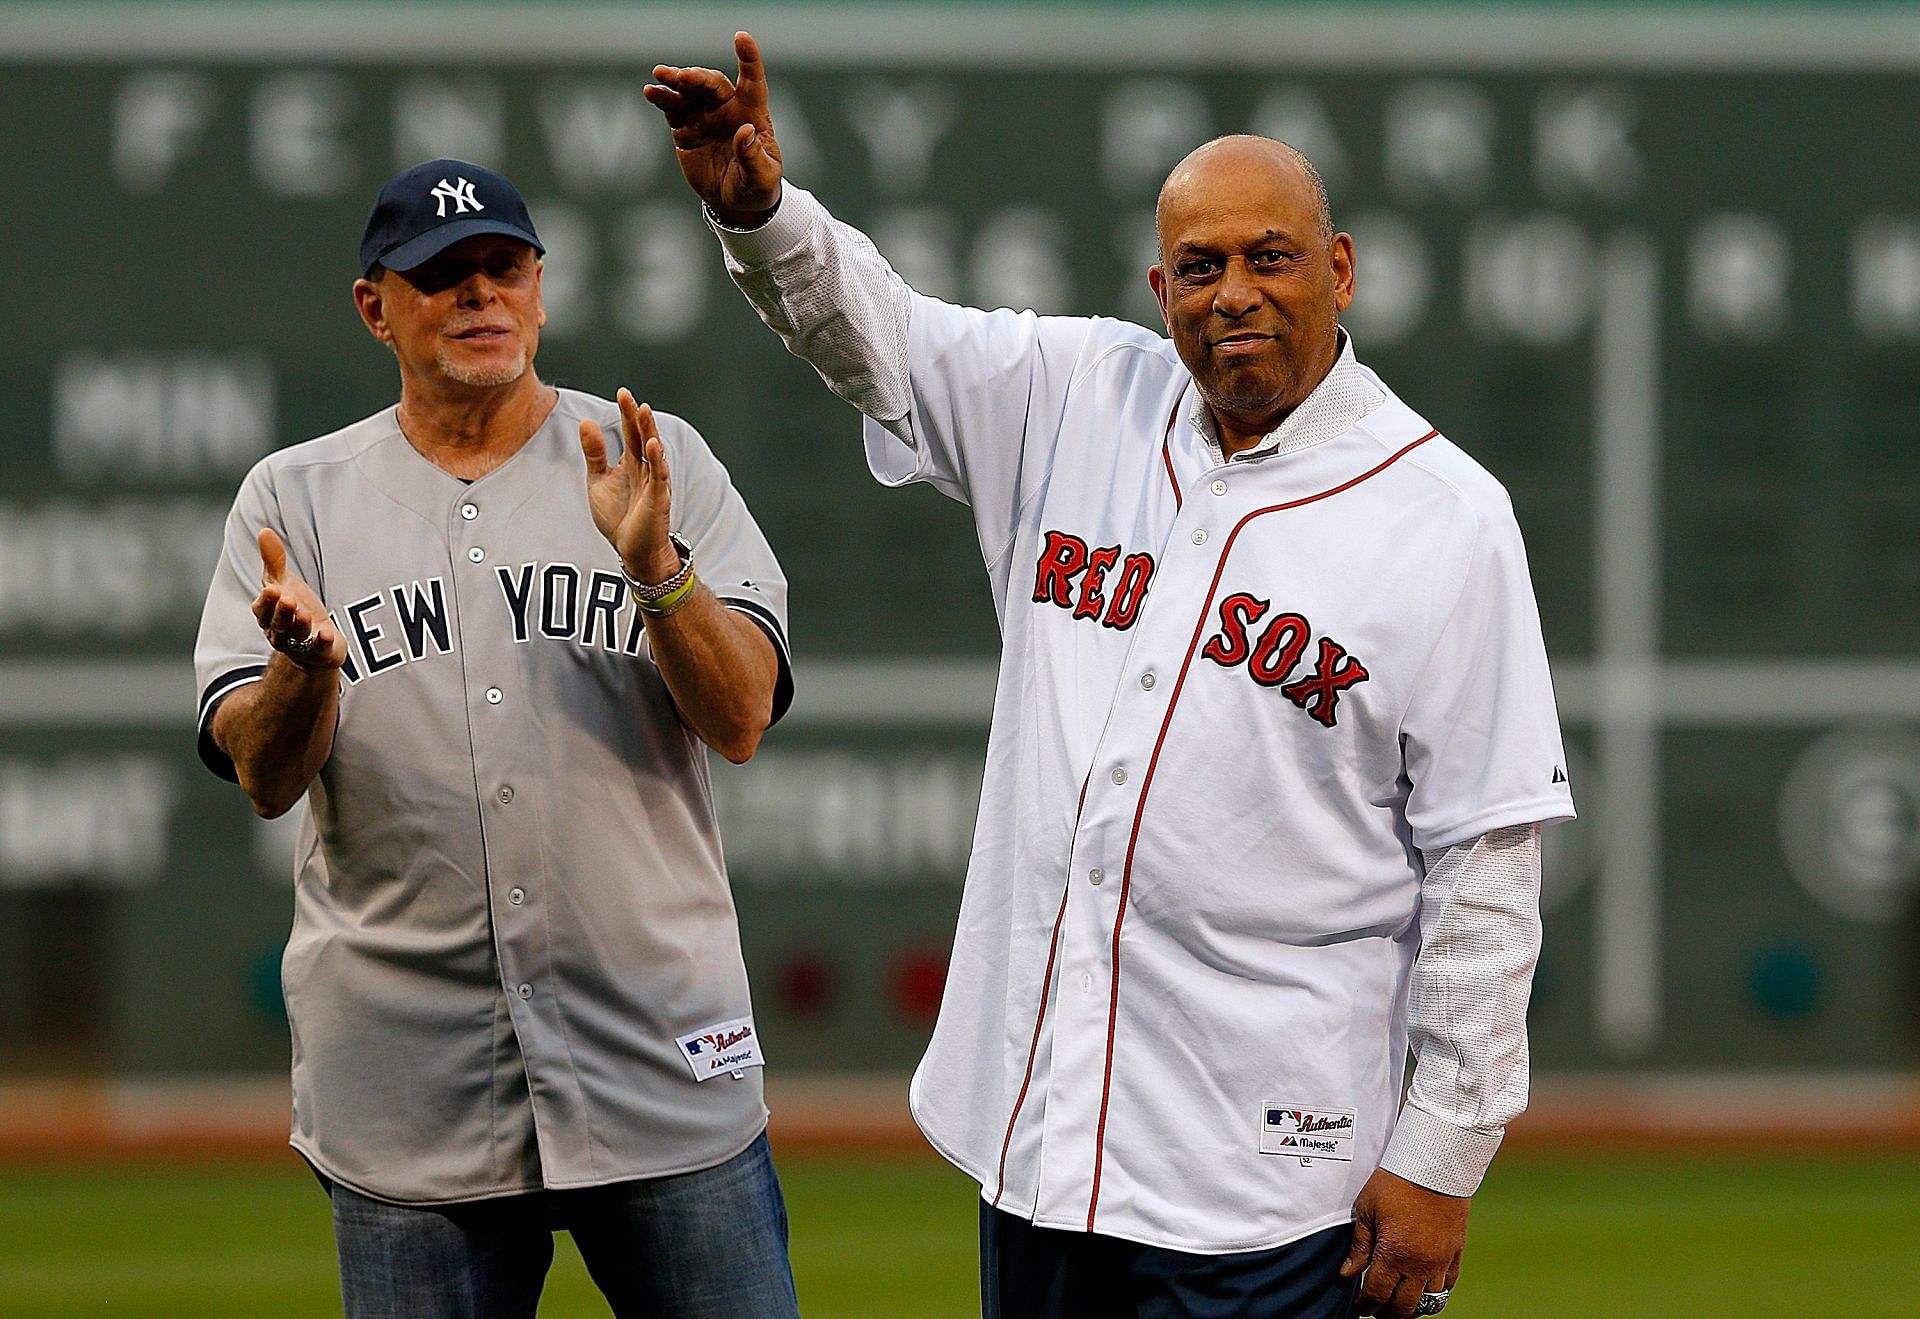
[1149,138,1354,446]
[353,233,545,394]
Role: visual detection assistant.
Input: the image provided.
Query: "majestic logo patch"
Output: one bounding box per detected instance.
[1261,1104,1357,1162]
[675,1016,765,1082]
[430,176,484,217]
[1200,593,1370,727]
[1031,530,1155,631]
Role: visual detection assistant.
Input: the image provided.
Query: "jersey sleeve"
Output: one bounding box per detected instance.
[192,458,289,783]
[1399,499,1576,851]
[714,182,1100,569]
[653,412,795,725]
[860,295,1103,566]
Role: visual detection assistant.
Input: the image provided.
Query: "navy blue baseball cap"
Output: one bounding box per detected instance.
[358,158,544,278]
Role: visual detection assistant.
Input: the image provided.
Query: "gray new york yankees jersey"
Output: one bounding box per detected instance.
[193,388,792,1204]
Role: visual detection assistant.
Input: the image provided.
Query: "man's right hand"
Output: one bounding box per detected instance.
[646,30,784,227]
[253,528,346,672]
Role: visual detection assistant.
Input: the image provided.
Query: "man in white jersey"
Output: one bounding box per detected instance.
[193,158,800,1317]
[650,34,1574,1319]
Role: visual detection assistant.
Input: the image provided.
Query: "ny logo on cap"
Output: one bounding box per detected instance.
[430,177,484,218]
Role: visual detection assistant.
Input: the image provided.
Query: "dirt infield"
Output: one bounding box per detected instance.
[2,1072,1917,1161]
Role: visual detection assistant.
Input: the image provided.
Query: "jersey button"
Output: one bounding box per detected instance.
[467,546,485,563]
[508,887,525,905]
[1089,867,1105,886]
[1111,766,1128,786]
[486,687,503,705]
[498,785,514,804]
[1140,672,1156,691]
[1190,529,1208,546]
[516,983,533,1000]
[460,503,479,520]
[1079,971,1094,993]
[1211,479,1228,496]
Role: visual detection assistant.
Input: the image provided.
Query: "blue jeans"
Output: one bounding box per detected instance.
[329,1132,799,1318]
[980,1202,1360,1319]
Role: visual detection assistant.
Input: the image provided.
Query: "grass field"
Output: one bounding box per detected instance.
[0,1151,1913,1317]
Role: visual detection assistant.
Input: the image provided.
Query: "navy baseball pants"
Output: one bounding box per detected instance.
[981,1203,1361,1318]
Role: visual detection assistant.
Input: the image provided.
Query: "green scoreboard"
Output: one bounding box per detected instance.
[1,3,1917,1082]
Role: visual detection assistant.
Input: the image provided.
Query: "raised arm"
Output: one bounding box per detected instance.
[581,390,779,764]
[648,32,916,435]
[211,529,346,818]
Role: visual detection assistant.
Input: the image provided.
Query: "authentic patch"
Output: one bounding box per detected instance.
[676,1016,765,1082]
[1261,1103,1357,1161]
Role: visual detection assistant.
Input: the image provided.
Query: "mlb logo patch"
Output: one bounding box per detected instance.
[1261,1102,1357,1161]
[675,1016,765,1082]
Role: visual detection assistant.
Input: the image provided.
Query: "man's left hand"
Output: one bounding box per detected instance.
[1339,1167,1469,1318]
[581,388,679,585]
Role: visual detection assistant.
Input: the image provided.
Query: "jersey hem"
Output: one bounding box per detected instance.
[914,1101,1357,1256]
[290,1114,770,1207]
[1026,1206,1357,1258]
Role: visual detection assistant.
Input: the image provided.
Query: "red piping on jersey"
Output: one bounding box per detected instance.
[1160,400,1184,511]
[1083,428,1440,1233]
[992,772,1090,1207]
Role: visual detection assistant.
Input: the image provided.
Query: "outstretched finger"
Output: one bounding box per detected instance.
[258,527,288,584]
[642,434,672,488]
[734,31,768,105]
[579,418,611,477]
[616,388,660,451]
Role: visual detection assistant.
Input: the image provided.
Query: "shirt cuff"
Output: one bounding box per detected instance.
[708,184,817,265]
[1377,1102,1505,1198]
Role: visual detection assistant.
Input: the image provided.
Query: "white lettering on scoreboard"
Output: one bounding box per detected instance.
[0,757,177,890]
[713,750,981,885]
[0,500,224,635]
[99,67,1920,344]
[54,351,275,480]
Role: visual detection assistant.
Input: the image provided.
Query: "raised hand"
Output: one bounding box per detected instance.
[253,528,347,672]
[645,30,783,225]
[581,389,679,584]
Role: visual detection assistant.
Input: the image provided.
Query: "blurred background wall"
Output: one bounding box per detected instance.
[1,0,1917,1145]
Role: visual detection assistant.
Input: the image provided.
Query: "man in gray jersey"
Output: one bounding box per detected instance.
[193,158,800,1318]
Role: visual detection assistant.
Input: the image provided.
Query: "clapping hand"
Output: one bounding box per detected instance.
[580,389,679,585]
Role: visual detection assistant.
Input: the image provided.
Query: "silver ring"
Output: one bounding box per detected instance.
[284,631,316,653]
[1415,1290,1450,1316]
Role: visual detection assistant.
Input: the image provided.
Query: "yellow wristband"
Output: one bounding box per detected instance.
[634,570,698,617]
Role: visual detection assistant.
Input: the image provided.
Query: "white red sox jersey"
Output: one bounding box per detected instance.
[718,186,1575,1253]
[192,389,792,1204]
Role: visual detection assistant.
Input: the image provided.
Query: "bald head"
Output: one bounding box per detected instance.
[1156,136,1332,259]
[1146,134,1354,452]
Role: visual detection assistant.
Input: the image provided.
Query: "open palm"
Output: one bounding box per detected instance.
[580,389,677,583]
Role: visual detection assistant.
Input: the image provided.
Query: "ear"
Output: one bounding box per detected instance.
[1330,232,1356,315]
[1147,263,1172,332]
[534,260,547,329]
[353,277,391,343]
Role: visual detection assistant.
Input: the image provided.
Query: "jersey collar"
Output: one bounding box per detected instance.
[1185,328,1385,467]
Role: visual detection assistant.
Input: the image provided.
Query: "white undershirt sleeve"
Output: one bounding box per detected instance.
[1379,822,1543,1198]
[710,185,918,444]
